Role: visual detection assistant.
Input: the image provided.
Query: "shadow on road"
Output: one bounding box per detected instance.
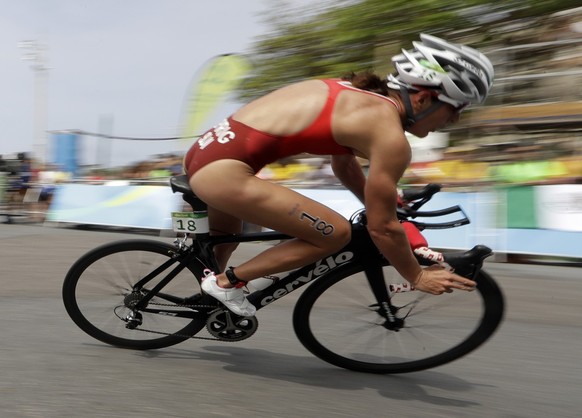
[133,344,484,408]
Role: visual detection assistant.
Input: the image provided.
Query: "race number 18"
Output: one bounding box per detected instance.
[171,212,209,234]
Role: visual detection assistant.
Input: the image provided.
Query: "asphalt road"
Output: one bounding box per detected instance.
[1,223,581,418]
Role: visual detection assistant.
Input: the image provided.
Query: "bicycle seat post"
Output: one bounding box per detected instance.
[187,197,209,241]
[170,175,210,240]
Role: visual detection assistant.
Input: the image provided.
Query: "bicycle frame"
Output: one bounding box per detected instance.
[131,219,392,315]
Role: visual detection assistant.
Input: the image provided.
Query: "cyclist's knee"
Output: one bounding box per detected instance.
[323,219,351,253]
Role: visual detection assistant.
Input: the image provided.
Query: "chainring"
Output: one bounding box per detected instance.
[206,309,258,342]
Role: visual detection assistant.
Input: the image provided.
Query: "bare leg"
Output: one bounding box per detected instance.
[207,206,242,271]
[190,160,351,288]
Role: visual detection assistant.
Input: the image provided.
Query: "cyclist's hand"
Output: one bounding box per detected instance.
[412,265,476,295]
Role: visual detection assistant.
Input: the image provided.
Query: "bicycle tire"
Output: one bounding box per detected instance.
[293,265,504,374]
[63,239,209,350]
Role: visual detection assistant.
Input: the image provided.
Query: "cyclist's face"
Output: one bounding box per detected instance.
[441,102,463,126]
[407,95,463,137]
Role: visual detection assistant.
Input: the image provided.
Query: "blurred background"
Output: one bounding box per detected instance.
[2,1,582,253]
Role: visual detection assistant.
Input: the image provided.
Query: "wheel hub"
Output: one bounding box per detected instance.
[370,302,405,331]
[123,291,146,309]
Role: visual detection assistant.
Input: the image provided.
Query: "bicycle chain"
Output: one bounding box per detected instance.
[128,301,223,341]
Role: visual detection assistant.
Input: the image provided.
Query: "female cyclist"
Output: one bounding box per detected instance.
[184,33,494,316]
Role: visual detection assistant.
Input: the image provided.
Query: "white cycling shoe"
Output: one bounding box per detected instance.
[201,273,256,317]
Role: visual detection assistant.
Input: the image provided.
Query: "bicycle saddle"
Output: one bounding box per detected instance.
[443,245,493,278]
[170,175,207,211]
[170,175,193,194]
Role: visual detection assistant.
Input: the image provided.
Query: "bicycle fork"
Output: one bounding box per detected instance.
[363,264,405,331]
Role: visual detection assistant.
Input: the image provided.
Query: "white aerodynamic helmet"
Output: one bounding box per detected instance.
[388,33,494,108]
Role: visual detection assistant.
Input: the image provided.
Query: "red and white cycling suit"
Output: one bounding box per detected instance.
[184,79,401,177]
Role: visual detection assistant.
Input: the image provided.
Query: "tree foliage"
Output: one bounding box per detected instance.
[237,0,581,101]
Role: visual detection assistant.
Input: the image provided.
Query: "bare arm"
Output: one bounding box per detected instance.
[364,129,477,294]
[332,147,421,282]
[364,135,424,283]
[331,154,366,204]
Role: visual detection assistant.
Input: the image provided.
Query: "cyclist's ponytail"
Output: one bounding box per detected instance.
[342,71,388,96]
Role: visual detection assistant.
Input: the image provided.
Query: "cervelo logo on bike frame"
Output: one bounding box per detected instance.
[260,251,354,306]
[198,119,235,150]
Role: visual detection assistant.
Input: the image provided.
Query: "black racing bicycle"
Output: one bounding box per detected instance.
[62,175,504,374]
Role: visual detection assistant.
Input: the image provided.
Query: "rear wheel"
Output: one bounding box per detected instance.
[63,240,211,350]
[293,266,504,373]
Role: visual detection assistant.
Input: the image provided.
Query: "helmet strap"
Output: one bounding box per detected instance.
[401,89,445,129]
[414,100,445,121]
[399,88,416,129]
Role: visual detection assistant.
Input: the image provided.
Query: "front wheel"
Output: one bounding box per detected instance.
[63,240,210,350]
[293,266,504,374]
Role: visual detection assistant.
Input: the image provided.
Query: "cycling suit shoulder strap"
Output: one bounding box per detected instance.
[331,79,402,112]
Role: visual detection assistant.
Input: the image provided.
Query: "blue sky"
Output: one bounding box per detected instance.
[0,0,314,167]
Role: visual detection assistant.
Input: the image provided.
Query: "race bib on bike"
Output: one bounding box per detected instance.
[171,212,209,234]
